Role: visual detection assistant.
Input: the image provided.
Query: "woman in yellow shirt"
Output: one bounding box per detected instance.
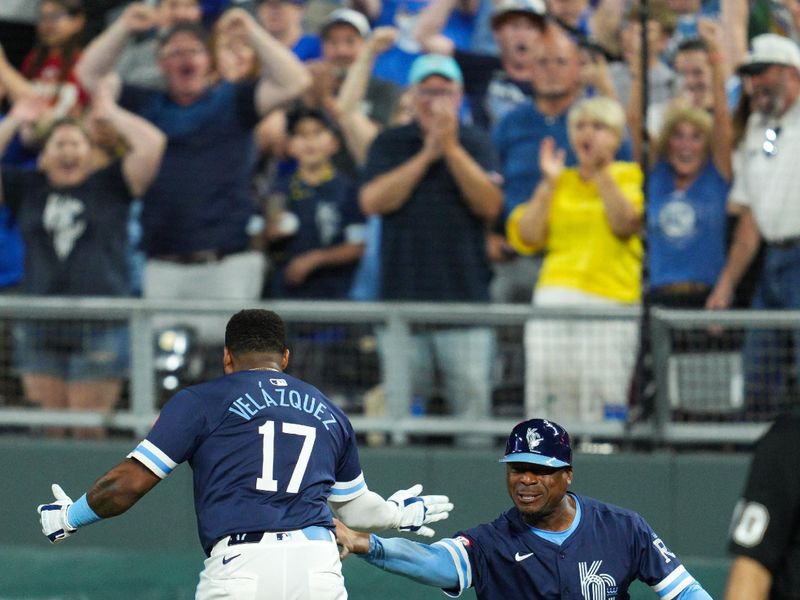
[507,96,643,424]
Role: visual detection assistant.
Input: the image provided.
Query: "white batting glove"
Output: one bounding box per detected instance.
[387,484,454,538]
[37,484,77,544]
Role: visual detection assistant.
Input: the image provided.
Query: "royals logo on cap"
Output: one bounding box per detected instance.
[526,427,543,450]
[500,418,572,468]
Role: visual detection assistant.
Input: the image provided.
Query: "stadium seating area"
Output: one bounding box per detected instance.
[1,0,798,440]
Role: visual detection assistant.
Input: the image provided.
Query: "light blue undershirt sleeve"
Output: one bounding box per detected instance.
[674,581,713,600]
[362,534,460,589]
[66,494,102,529]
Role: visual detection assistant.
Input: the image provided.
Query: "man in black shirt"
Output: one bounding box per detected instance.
[360,54,502,442]
[725,410,800,600]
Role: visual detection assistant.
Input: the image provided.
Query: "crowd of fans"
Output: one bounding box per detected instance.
[0,0,798,436]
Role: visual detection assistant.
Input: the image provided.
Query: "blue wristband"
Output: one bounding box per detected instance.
[66,494,102,529]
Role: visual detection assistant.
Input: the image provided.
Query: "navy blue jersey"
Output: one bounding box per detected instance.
[362,122,498,302]
[2,162,133,296]
[436,494,697,599]
[128,370,367,555]
[269,171,365,299]
[119,81,260,256]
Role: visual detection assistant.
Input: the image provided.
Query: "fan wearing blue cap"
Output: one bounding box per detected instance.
[408,53,465,85]
[336,418,714,600]
[359,52,503,446]
[413,0,545,130]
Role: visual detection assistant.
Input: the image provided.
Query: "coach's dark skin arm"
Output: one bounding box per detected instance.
[335,518,372,557]
[86,459,161,517]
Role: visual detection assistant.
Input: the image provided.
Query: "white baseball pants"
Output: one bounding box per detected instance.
[195,526,346,600]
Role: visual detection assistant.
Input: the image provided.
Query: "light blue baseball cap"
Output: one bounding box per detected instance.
[408,54,464,85]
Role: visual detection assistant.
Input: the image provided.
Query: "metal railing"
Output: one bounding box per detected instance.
[0,296,788,445]
[649,307,799,443]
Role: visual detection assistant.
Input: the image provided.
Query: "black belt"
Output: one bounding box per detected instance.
[767,236,800,250]
[152,248,246,264]
[651,282,710,296]
[228,531,287,545]
[225,526,332,546]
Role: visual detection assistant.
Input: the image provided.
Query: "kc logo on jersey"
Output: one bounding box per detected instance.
[579,561,618,600]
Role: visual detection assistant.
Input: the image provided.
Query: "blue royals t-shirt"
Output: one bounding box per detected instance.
[269,171,365,299]
[646,159,729,289]
[128,369,367,555]
[1,162,133,296]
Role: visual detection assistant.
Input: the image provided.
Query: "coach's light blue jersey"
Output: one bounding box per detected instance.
[128,370,367,555]
[437,494,697,600]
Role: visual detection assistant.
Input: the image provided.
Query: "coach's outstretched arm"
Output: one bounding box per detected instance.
[37,459,160,543]
[331,484,454,538]
[335,519,461,589]
[335,520,715,599]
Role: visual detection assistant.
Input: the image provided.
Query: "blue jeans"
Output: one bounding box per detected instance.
[742,245,800,414]
[14,320,129,381]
